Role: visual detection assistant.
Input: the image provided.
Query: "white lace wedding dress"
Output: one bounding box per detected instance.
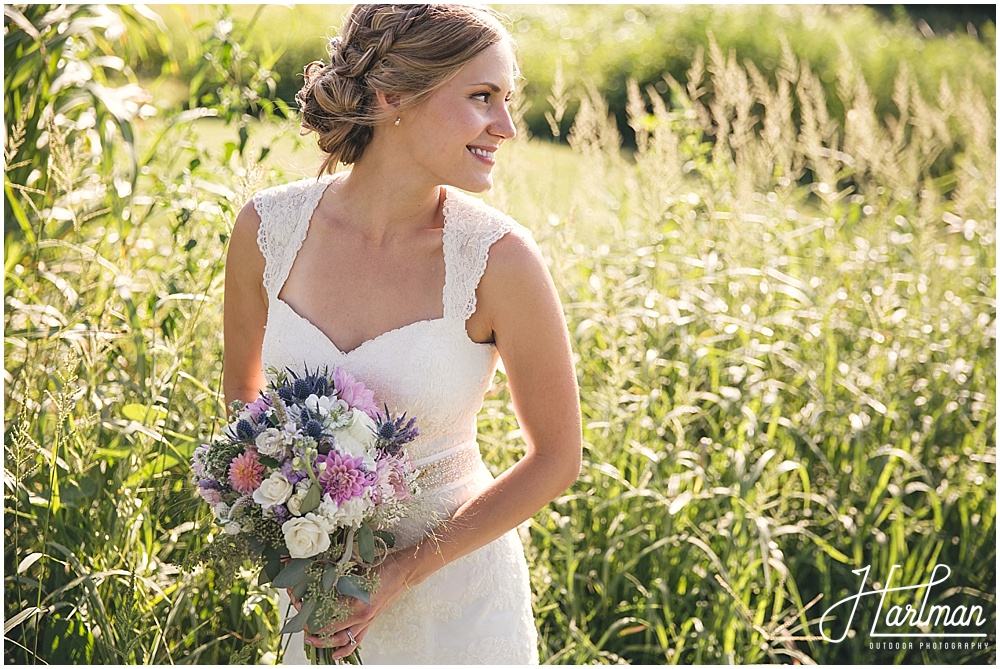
[252,176,539,664]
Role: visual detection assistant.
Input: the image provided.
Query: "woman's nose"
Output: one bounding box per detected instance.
[490,104,517,141]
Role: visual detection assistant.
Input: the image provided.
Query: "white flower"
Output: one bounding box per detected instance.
[286,483,310,516]
[252,472,294,510]
[255,427,293,457]
[222,422,241,442]
[316,494,369,530]
[213,502,231,522]
[333,409,377,458]
[305,393,346,418]
[282,514,333,559]
[224,521,243,535]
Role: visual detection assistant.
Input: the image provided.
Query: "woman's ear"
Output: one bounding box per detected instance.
[374,89,404,116]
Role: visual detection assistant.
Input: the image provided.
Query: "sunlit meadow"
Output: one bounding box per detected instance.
[5,4,995,664]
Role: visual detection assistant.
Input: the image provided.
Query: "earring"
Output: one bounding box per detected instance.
[394,117,401,126]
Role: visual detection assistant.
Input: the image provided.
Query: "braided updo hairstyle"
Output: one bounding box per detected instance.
[296,4,512,173]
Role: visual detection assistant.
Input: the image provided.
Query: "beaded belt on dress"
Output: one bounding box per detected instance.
[413,441,483,490]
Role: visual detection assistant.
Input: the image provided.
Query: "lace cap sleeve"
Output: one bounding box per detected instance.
[442,191,532,322]
[252,177,331,298]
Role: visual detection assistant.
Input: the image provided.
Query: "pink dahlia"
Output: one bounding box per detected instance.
[229,450,264,493]
[333,367,378,419]
[317,450,372,505]
[371,456,412,505]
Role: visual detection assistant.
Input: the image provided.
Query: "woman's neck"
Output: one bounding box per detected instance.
[334,149,444,246]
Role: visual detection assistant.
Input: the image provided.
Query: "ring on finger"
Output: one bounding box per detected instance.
[346,629,357,646]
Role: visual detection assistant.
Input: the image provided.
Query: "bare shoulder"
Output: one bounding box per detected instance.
[226,197,267,306]
[485,224,543,280]
[233,195,263,237]
[474,217,565,345]
[477,221,552,311]
[229,198,264,262]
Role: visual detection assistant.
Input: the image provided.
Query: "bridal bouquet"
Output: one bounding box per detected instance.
[190,366,421,663]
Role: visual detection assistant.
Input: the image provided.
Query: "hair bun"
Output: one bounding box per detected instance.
[297,4,511,173]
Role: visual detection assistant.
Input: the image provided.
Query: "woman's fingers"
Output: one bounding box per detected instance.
[306,625,369,660]
[304,626,356,649]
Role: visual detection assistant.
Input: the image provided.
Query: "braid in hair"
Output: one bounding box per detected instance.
[296,4,511,173]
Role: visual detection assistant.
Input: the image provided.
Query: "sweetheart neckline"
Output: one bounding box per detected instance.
[273,296,448,356]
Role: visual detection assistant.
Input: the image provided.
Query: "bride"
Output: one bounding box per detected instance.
[222,4,581,664]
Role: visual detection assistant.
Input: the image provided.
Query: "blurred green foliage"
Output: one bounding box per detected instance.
[145,4,995,153]
[5,4,286,663]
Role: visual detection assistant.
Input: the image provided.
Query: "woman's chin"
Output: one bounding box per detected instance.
[454,174,493,194]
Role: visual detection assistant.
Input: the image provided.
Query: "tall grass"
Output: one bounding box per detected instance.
[5,4,995,665]
[4,6,285,663]
[479,34,995,666]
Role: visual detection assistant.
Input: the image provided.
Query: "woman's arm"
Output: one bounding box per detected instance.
[223,200,270,407]
[314,228,582,657]
[405,227,582,577]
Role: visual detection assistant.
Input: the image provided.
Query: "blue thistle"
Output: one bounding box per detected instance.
[273,366,336,403]
[293,378,312,400]
[304,419,325,439]
[374,404,419,456]
[236,418,256,441]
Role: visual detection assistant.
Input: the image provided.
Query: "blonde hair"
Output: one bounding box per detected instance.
[296,4,513,173]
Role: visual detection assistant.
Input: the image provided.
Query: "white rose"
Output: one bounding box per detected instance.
[252,472,293,510]
[333,409,378,458]
[282,514,333,559]
[286,489,307,516]
[255,428,291,457]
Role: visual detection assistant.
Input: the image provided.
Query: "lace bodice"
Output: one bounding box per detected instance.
[253,176,529,523]
[255,175,539,664]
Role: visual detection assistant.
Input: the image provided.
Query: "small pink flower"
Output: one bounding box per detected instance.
[333,367,378,419]
[317,450,373,505]
[229,450,264,493]
[245,395,271,420]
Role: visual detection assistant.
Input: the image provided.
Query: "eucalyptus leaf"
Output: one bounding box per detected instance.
[272,558,311,588]
[291,576,311,602]
[279,600,317,635]
[300,484,322,515]
[259,455,280,469]
[336,574,370,605]
[374,530,395,549]
[258,554,282,586]
[357,524,375,564]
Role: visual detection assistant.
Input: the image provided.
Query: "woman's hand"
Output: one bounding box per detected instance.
[294,548,420,660]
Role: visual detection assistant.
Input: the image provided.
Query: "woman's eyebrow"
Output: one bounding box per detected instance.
[471,82,502,92]
[469,81,516,93]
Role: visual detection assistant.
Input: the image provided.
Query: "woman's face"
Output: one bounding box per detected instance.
[395,41,517,193]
